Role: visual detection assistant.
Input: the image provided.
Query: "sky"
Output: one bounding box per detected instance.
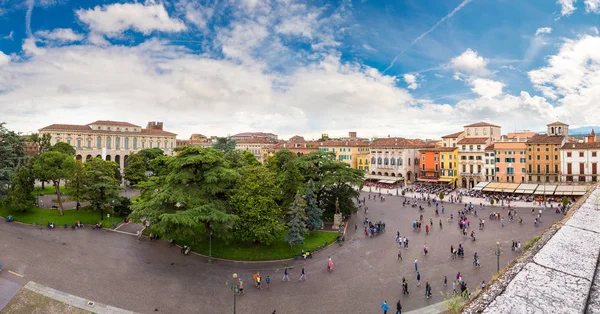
[1,0,600,140]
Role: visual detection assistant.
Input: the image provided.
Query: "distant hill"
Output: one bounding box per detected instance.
[569,126,600,135]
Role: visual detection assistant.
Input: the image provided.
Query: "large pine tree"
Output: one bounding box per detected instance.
[285,192,309,247]
[304,180,324,230]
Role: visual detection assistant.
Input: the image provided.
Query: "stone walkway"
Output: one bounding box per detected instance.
[464,185,600,313]
[24,281,136,314]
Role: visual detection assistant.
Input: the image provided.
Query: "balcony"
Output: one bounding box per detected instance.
[460,172,483,177]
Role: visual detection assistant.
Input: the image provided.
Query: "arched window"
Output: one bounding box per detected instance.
[384,158,389,165]
[377,157,382,165]
[124,137,129,149]
[133,138,138,149]
[106,137,111,149]
[390,158,395,165]
[115,137,121,149]
[96,136,102,149]
[371,157,376,164]
[398,158,402,166]
[87,139,92,148]
[414,158,419,165]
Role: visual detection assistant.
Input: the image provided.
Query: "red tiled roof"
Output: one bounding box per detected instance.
[232,132,277,137]
[457,137,489,144]
[441,131,463,138]
[39,124,92,131]
[526,134,565,145]
[139,128,176,136]
[485,144,495,151]
[87,120,141,127]
[464,122,501,128]
[370,137,430,148]
[318,140,369,147]
[561,142,600,149]
[547,121,568,126]
[418,147,457,152]
[288,135,305,142]
[236,137,277,144]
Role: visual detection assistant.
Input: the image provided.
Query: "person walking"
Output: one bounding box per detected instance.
[402,280,409,295]
[444,276,447,287]
[425,281,432,298]
[396,299,402,314]
[414,258,418,272]
[299,267,306,281]
[397,249,403,261]
[282,268,290,281]
[416,272,421,287]
[265,275,270,289]
[381,300,389,314]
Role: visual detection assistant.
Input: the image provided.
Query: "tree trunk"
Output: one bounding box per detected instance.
[54,180,64,216]
[42,181,45,189]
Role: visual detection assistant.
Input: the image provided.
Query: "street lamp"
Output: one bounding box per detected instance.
[208,230,213,263]
[495,242,501,273]
[231,273,239,314]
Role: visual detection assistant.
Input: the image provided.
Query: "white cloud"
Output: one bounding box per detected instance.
[585,0,600,13]
[0,51,10,66]
[449,48,490,78]
[76,3,187,37]
[176,0,213,29]
[535,27,553,36]
[22,38,45,56]
[362,44,376,52]
[403,73,419,90]
[470,78,505,98]
[557,0,577,16]
[35,28,83,42]
[2,31,13,40]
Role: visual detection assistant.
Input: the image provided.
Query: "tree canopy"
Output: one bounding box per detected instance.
[212,137,236,152]
[5,164,35,212]
[0,123,25,198]
[82,158,122,220]
[49,142,76,156]
[33,151,76,215]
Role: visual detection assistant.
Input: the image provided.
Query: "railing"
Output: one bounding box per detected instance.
[460,173,483,177]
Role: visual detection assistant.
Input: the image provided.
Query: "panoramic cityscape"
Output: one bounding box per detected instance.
[2,0,600,314]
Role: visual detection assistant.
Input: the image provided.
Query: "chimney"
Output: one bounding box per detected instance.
[349,132,357,138]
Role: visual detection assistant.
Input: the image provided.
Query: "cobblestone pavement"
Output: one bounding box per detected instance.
[0,191,563,314]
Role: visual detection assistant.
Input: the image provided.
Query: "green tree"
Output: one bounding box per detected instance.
[113,196,132,217]
[304,180,324,230]
[212,137,236,152]
[562,196,569,207]
[33,151,76,215]
[223,150,249,169]
[123,153,146,185]
[138,148,164,173]
[0,123,26,198]
[278,162,304,208]
[241,151,261,166]
[129,146,239,242]
[82,158,122,220]
[229,165,283,245]
[5,164,35,212]
[37,133,52,154]
[297,151,364,217]
[439,191,445,201]
[267,149,297,173]
[284,192,308,247]
[49,142,76,156]
[66,160,86,210]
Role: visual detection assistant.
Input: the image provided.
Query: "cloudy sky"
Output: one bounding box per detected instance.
[1,0,600,140]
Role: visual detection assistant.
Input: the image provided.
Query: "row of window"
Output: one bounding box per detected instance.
[529,147,559,152]
[566,151,598,157]
[371,157,404,166]
[460,156,483,160]
[528,164,560,173]
[466,127,491,136]
[64,136,172,150]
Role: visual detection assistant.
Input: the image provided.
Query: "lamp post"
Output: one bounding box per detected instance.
[231,273,239,314]
[208,230,213,263]
[38,194,43,229]
[495,242,501,273]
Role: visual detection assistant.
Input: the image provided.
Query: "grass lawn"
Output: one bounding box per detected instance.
[0,205,122,228]
[31,186,72,197]
[0,288,92,314]
[177,230,338,261]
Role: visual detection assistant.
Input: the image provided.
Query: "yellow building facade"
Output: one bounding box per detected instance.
[439,147,459,188]
[317,140,369,169]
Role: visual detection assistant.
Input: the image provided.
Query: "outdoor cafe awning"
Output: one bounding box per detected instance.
[554,185,589,196]
[499,183,520,193]
[472,182,489,191]
[378,179,400,184]
[483,182,502,192]
[534,185,557,195]
[514,184,538,194]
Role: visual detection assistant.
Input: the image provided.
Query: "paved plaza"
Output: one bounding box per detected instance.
[0,191,563,313]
